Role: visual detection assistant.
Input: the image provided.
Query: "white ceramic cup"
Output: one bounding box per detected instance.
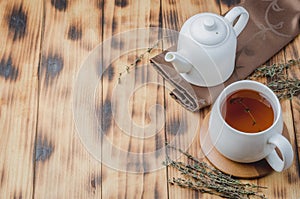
[209,80,294,172]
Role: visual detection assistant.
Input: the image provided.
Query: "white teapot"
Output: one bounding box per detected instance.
[165,6,249,87]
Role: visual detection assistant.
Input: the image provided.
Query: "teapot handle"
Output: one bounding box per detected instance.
[225,6,249,36]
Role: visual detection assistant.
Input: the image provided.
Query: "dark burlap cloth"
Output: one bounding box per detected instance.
[151,0,300,112]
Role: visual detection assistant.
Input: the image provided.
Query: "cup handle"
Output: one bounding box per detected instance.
[224,6,249,36]
[266,133,294,172]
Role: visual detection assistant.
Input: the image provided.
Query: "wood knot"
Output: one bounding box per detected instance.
[111,37,124,50]
[0,169,5,185]
[115,0,128,7]
[100,99,112,133]
[90,178,96,189]
[51,0,68,11]
[42,54,64,85]
[218,0,241,7]
[168,117,187,135]
[68,25,82,40]
[112,18,118,33]
[89,175,101,193]
[106,66,115,81]
[0,57,19,81]
[35,137,53,162]
[8,5,27,40]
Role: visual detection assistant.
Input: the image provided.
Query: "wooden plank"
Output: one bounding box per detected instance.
[256,53,299,199]
[161,0,221,198]
[286,36,300,153]
[220,1,300,198]
[0,0,42,198]
[285,36,300,198]
[100,0,168,198]
[34,0,103,198]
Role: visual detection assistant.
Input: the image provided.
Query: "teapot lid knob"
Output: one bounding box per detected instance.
[190,14,228,46]
[203,18,215,30]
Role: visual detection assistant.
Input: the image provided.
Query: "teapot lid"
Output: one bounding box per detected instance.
[190,14,228,46]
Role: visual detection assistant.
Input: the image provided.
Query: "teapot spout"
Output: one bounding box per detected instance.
[165,52,193,73]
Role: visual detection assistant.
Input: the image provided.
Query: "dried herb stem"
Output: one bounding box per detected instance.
[268,78,300,100]
[250,58,300,100]
[165,145,267,199]
[169,177,264,199]
[251,58,300,79]
[167,145,266,188]
[117,39,161,83]
[230,98,257,125]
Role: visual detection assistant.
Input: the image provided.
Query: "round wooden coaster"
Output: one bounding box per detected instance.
[200,112,291,179]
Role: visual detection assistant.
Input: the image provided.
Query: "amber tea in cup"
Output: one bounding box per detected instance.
[221,89,274,133]
[210,80,293,171]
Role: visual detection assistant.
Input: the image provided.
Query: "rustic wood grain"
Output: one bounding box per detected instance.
[0,0,299,198]
[34,0,103,198]
[286,36,300,152]
[219,1,300,198]
[284,36,300,198]
[161,0,222,198]
[100,0,168,198]
[222,1,300,198]
[257,51,300,199]
[0,0,42,198]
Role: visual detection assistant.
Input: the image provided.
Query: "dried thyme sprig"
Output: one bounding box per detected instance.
[164,145,267,199]
[168,177,265,199]
[230,98,257,125]
[249,58,300,100]
[166,145,267,189]
[250,59,300,79]
[117,39,162,83]
[268,78,300,100]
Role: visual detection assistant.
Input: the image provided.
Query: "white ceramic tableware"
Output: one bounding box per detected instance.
[209,80,294,172]
[165,6,249,87]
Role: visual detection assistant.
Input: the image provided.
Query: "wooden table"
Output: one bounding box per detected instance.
[0,0,299,198]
